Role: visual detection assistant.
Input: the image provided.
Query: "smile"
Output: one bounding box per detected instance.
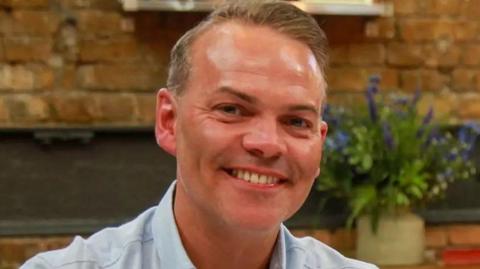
[227,169,282,185]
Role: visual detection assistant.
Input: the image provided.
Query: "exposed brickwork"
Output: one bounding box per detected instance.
[387,43,424,67]
[452,69,479,92]
[401,69,450,92]
[4,11,60,36]
[0,0,476,126]
[4,37,52,62]
[77,64,165,91]
[461,45,480,66]
[457,94,480,119]
[425,226,448,248]
[448,225,480,246]
[134,93,157,124]
[79,36,139,62]
[0,236,73,269]
[1,0,50,8]
[393,0,418,16]
[423,0,461,16]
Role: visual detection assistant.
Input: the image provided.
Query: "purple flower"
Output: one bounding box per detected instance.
[417,107,434,138]
[365,75,380,123]
[458,122,480,160]
[411,88,421,109]
[382,122,395,150]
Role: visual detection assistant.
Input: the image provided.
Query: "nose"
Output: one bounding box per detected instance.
[242,118,287,159]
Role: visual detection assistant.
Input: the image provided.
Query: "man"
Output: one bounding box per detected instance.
[22,1,377,268]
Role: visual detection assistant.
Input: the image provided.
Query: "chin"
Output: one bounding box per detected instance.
[224,208,287,232]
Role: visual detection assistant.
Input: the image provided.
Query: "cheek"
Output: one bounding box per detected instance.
[290,138,323,173]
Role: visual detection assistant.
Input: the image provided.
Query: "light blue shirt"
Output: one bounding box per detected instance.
[21,181,377,269]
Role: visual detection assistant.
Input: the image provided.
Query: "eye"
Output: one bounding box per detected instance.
[286,117,311,129]
[218,104,241,115]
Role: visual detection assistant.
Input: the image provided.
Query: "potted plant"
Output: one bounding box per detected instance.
[317,76,480,265]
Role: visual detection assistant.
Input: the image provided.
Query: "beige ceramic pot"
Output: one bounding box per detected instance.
[356,211,425,266]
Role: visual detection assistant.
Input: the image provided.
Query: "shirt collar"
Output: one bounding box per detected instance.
[152,180,287,269]
[152,181,195,269]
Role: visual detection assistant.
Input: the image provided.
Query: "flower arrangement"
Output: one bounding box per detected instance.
[318,76,480,230]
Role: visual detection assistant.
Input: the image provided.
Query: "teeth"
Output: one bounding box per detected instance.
[250,173,259,184]
[258,175,267,184]
[230,169,280,185]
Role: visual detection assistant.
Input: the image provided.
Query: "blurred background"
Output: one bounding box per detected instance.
[1,0,480,268]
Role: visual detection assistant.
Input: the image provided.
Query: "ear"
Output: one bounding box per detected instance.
[155,88,177,156]
[319,120,328,140]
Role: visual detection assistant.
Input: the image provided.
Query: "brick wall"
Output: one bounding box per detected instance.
[326,0,480,121]
[0,0,479,126]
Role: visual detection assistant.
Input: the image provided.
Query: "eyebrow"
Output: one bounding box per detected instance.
[217,86,320,115]
[218,86,259,104]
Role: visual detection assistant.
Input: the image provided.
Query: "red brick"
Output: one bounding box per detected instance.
[423,42,461,68]
[0,38,4,60]
[4,37,52,61]
[365,18,395,40]
[312,230,332,246]
[0,65,34,90]
[400,19,457,42]
[393,0,418,16]
[78,64,165,91]
[418,92,458,119]
[387,43,424,67]
[364,68,399,90]
[452,69,479,91]
[348,43,386,65]
[79,36,138,62]
[329,45,349,65]
[0,65,53,91]
[458,94,480,119]
[50,93,94,123]
[5,94,50,122]
[0,96,9,122]
[76,10,125,36]
[425,226,448,248]
[134,93,156,124]
[60,65,77,89]
[461,45,480,66]
[423,0,461,16]
[0,237,73,264]
[326,67,365,92]
[6,11,59,35]
[0,239,31,262]
[401,69,449,92]
[1,0,49,8]
[325,93,365,109]
[459,0,480,18]
[57,24,79,62]
[454,21,479,41]
[448,225,480,245]
[61,0,121,9]
[290,229,314,238]
[91,93,136,122]
[327,67,398,92]
[330,229,355,251]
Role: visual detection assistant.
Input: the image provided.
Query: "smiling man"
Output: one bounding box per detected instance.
[22,1,377,269]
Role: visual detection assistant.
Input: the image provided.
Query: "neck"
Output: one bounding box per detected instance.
[173,187,280,269]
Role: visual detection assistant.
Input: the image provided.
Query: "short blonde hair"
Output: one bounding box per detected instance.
[166,0,328,95]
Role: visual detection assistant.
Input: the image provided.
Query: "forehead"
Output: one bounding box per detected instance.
[187,21,325,99]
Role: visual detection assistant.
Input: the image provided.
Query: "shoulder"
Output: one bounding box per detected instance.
[284,229,378,269]
[20,207,157,269]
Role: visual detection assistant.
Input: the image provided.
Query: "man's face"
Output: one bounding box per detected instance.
[164,21,327,232]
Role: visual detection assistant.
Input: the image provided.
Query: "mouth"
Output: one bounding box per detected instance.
[223,168,287,186]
